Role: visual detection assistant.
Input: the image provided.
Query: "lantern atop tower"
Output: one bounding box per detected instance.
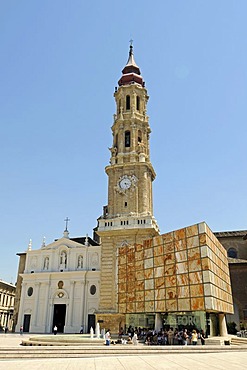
[118,43,144,87]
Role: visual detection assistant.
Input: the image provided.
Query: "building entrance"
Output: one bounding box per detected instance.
[52,304,66,333]
[23,314,31,332]
[88,314,95,333]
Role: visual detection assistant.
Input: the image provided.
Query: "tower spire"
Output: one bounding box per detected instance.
[118,43,143,86]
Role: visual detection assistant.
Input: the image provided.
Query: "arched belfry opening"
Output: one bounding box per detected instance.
[136,95,140,110]
[125,131,131,147]
[126,95,130,110]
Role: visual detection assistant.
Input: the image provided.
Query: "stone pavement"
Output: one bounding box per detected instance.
[0,334,247,369]
[1,352,247,370]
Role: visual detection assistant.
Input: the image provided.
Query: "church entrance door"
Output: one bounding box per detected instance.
[87,314,95,333]
[52,304,66,333]
[23,314,31,332]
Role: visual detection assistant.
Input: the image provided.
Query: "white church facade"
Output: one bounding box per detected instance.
[16,230,100,333]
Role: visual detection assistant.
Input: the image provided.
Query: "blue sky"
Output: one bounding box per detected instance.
[0,0,246,283]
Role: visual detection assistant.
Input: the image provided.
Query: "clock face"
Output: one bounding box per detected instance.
[119,178,131,190]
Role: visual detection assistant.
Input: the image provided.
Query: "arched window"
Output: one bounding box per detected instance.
[138,130,142,143]
[126,95,130,110]
[118,99,121,114]
[115,134,118,147]
[227,248,238,258]
[125,131,131,147]
[136,96,140,110]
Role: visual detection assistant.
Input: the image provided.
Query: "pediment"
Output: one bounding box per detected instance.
[41,237,86,250]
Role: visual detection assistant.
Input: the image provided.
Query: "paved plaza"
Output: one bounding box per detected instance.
[0,334,247,369]
[1,351,247,370]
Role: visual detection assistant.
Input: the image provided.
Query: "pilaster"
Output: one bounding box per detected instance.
[67,280,75,327]
[16,282,27,331]
[32,282,40,327]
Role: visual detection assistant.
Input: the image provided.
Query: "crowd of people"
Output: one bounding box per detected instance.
[144,327,206,345]
[118,326,206,346]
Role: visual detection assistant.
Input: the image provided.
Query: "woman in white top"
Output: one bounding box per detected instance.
[105,330,111,346]
[191,330,198,345]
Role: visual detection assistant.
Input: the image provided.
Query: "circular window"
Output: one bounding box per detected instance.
[227,248,237,258]
[90,285,96,295]
[27,287,33,297]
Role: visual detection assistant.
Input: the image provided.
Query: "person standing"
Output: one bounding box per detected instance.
[200,330,206,345]
[183,329,188,345]
[132,332,138,345]
[191,330,198,345]
[53,325,58,335]
[118,327,124,338]
[105,329,111,346]
[168,327,174,345]
[20,326,23,335]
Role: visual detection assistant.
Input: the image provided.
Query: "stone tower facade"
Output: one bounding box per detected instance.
[96,45,159,315]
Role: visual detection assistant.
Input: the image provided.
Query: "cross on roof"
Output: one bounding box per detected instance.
[64,217,70,231]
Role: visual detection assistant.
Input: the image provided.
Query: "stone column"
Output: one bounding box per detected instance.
[0,310,4,327]
[3,314,7,327]
[16,282,27,331]
[43,282,50,332]
[83,281,89,332]
[48,302,53,333]
[79,281,85,327]
[32,282,40,327]
[118,124,124,164]
[155,313,163,332]
[67,281,75,327]
[6,313,10,329]
[219,313,228,337]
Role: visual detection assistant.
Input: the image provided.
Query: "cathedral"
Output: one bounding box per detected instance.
[14,45,234,336]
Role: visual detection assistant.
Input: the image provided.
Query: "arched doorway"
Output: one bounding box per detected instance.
[52,304,66,333]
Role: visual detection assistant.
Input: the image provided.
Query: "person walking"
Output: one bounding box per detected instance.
[53,325,58,335]
[132,331,138,345]
[20,326,23,335]
[105,329,111,345]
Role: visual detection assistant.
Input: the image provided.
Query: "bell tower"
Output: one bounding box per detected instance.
[98,44,159,235]
[96,44,159,313]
